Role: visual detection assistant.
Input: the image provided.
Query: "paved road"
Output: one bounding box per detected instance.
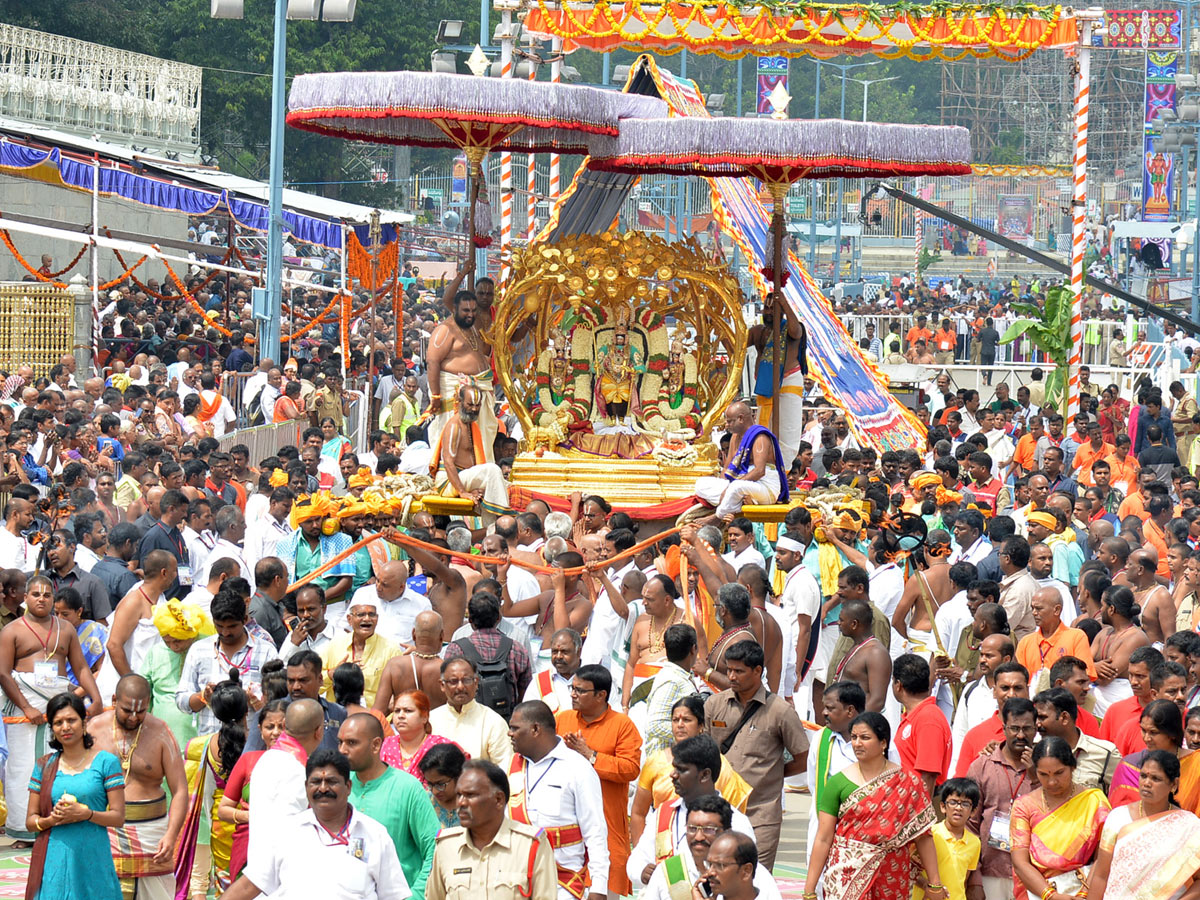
[775,790,811,898]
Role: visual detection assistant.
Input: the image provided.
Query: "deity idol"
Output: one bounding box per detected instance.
[594,312,644,422]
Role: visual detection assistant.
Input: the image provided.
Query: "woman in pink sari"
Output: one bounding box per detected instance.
[1090,750,1200,900]
[803,712,946,900]
[379,690,456,786]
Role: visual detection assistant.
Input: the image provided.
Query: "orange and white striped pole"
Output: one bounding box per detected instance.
[550,37,562,204]
[1066,16,1097,419]
[527,59,538,239]
[498,15,514,277]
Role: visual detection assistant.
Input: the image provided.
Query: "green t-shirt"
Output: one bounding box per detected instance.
[350,767,440,900]
[142,642,197,748]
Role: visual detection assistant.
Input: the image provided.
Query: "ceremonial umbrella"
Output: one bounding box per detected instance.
[586,116,972,434]
[287,70,666,281]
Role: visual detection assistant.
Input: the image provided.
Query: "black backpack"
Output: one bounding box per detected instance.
[452,635,517,720]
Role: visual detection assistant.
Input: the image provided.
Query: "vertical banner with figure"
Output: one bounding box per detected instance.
[756,57,788,115]
[1143,50,1178,223]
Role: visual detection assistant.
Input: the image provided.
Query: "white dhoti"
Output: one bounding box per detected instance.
[1091,678,1133,719]
[695,468,781,518]
[429,369,498,463]
[4,670,70,841]
[755,366,805,468]
[435,462,509,522]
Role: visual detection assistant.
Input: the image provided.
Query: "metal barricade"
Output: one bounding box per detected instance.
[215,419,308,462]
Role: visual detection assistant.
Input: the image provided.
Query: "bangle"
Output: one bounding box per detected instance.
[802,893,818,899]
[1041,887,1055,900]
[704,667,714,680]
[87,809,94,821]
[33,817,44,832]
[926,885,945,893]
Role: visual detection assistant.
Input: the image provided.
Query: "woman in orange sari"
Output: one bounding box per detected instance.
[803,712,947,900]
[1012,736,1111,900]
[1090,750,1200,900]
[1108,700,1200,812]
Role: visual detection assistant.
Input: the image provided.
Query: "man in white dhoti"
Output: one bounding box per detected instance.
[694,402,789,523]
[426,290,498,462]
[431,385,509,524]
[0,573,103,847]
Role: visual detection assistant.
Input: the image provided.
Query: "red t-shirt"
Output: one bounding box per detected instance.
[954,712,1005,778]
[1099,695,1143,744]
[1114,715,1148,756]
[1078,707,1101,738]
[896,696,953,784]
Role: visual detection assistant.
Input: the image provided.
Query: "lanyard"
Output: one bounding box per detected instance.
[20,616,60,659]
[317,809,353,846]
[156,522,184,559]
[528,758,558,796]
[216,636,252,675]
[1006,767,1027,803]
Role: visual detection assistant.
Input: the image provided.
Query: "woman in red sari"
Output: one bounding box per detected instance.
[379,690,456,786]
[803,711,947,900]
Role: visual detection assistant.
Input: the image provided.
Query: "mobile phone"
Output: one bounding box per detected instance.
[698,879,714,899]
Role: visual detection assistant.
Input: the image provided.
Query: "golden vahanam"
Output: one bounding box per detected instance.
[0,283,74,377]
[490,230,747,444]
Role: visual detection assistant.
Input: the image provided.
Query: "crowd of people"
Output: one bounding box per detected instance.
[7,242,1200,900]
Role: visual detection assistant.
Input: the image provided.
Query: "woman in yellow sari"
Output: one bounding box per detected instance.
[630,695,751,842]
[1108,700,1200,812]
[1012,736,1111,900]
[173,675,247,900]
[1090,750,1200,900]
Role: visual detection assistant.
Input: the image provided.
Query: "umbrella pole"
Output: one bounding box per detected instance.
[465,148,486,293]
[769,181,787,440]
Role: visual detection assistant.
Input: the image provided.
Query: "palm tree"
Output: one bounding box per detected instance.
[999,283,1074,412]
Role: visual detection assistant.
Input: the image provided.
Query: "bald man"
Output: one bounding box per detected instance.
[348,560,431,646]
[373,610,447,713]
[247,698,326,865]
[1128,548,1175,645]
[133,485,166,531]
[430,384,508,525]
[694,402,790,523]
[89,674,188,900]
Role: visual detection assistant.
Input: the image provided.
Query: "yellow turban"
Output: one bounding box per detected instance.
[269,468,289,488]
[152,599,214,641]
[829,507,863,533]
[348,467,375,489]
[936,486,963,507]
[291,492,337,527]
[363,493,390,517]
[1027,511,1058,531]
[338,499,370,519]
[911,472,942,492]
[386,495,407,514]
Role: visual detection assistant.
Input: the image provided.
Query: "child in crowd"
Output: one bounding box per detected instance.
[914,777,982,900]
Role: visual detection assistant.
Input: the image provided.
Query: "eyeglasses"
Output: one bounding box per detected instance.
[348,611,378,619]
[942,799,975,810]
[426,778,452,792]
[685,824,722,837]
[569,685,595,695]
[442,677,476,687]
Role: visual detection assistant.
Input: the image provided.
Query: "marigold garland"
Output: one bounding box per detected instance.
[0,229,148,291]
[528,0,1068,60]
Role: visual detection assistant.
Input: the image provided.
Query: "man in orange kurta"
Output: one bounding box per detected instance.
[556,664,644,896]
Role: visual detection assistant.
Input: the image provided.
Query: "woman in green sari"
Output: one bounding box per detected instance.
[173,673,247,900]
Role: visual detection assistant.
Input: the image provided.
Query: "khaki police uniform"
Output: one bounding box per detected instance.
[427,818,558,900]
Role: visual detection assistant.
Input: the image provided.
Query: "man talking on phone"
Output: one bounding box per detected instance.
[641,798,780,900]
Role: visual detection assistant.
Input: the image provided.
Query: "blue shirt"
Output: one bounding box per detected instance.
[1135,409,1176,454]
[20,452,49,485]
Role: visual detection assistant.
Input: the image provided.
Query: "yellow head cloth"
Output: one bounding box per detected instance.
[911,472,942,492]
[386,495,407,514]
[348,467,375,489]
[935,486,963,506]
[338,499,370,519]
[152,599,214,641]
[1026,511,1058,531]
[291,492,336,527]
[269,468,289,488]
[830,507,863,534]
[363,493,390,517]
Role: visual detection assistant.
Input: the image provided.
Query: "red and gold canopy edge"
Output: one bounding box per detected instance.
[523,1,1078,61]
[587,117,973,183]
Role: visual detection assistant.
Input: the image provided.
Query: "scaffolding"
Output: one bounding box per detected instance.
[940,9,1146,177]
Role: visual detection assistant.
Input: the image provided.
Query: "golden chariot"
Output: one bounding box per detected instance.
[490,230,747,512]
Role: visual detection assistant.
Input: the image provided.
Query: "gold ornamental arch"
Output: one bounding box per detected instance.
[490,230,748,441]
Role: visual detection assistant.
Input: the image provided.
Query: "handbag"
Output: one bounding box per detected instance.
[25,752,59,900]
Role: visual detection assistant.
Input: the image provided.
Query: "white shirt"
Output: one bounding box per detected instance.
[627,796,756,886]
[805,728,858,862]
[950,535,992,568]
[723,545,768,573]
[245,513,292,571]
[642,852,780,900]
[780,564,821,649]
[522,669,573,713]
[960,408,981,437]
[428,700,512,770]
[201,538,254,592]
[199,390,236,437]
[349,584,431,647]
[516,739,610,896]
[279,618,341,662]
[0,528,35,571]
[949,677,999,776]
[247,744,308,869]
[74,544,101,573]
[182,526,216,579]
[246,806,410,900]
[582,560,636,668]
[260,383,280,422]
[983,429,1015,474]
[399,442,433,475]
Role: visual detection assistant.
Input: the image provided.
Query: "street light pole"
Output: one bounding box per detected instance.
[264,0,288,365]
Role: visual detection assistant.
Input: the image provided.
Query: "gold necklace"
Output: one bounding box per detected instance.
[455,321,481,354]
[648,609,681,656]
[113,718,144,776]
